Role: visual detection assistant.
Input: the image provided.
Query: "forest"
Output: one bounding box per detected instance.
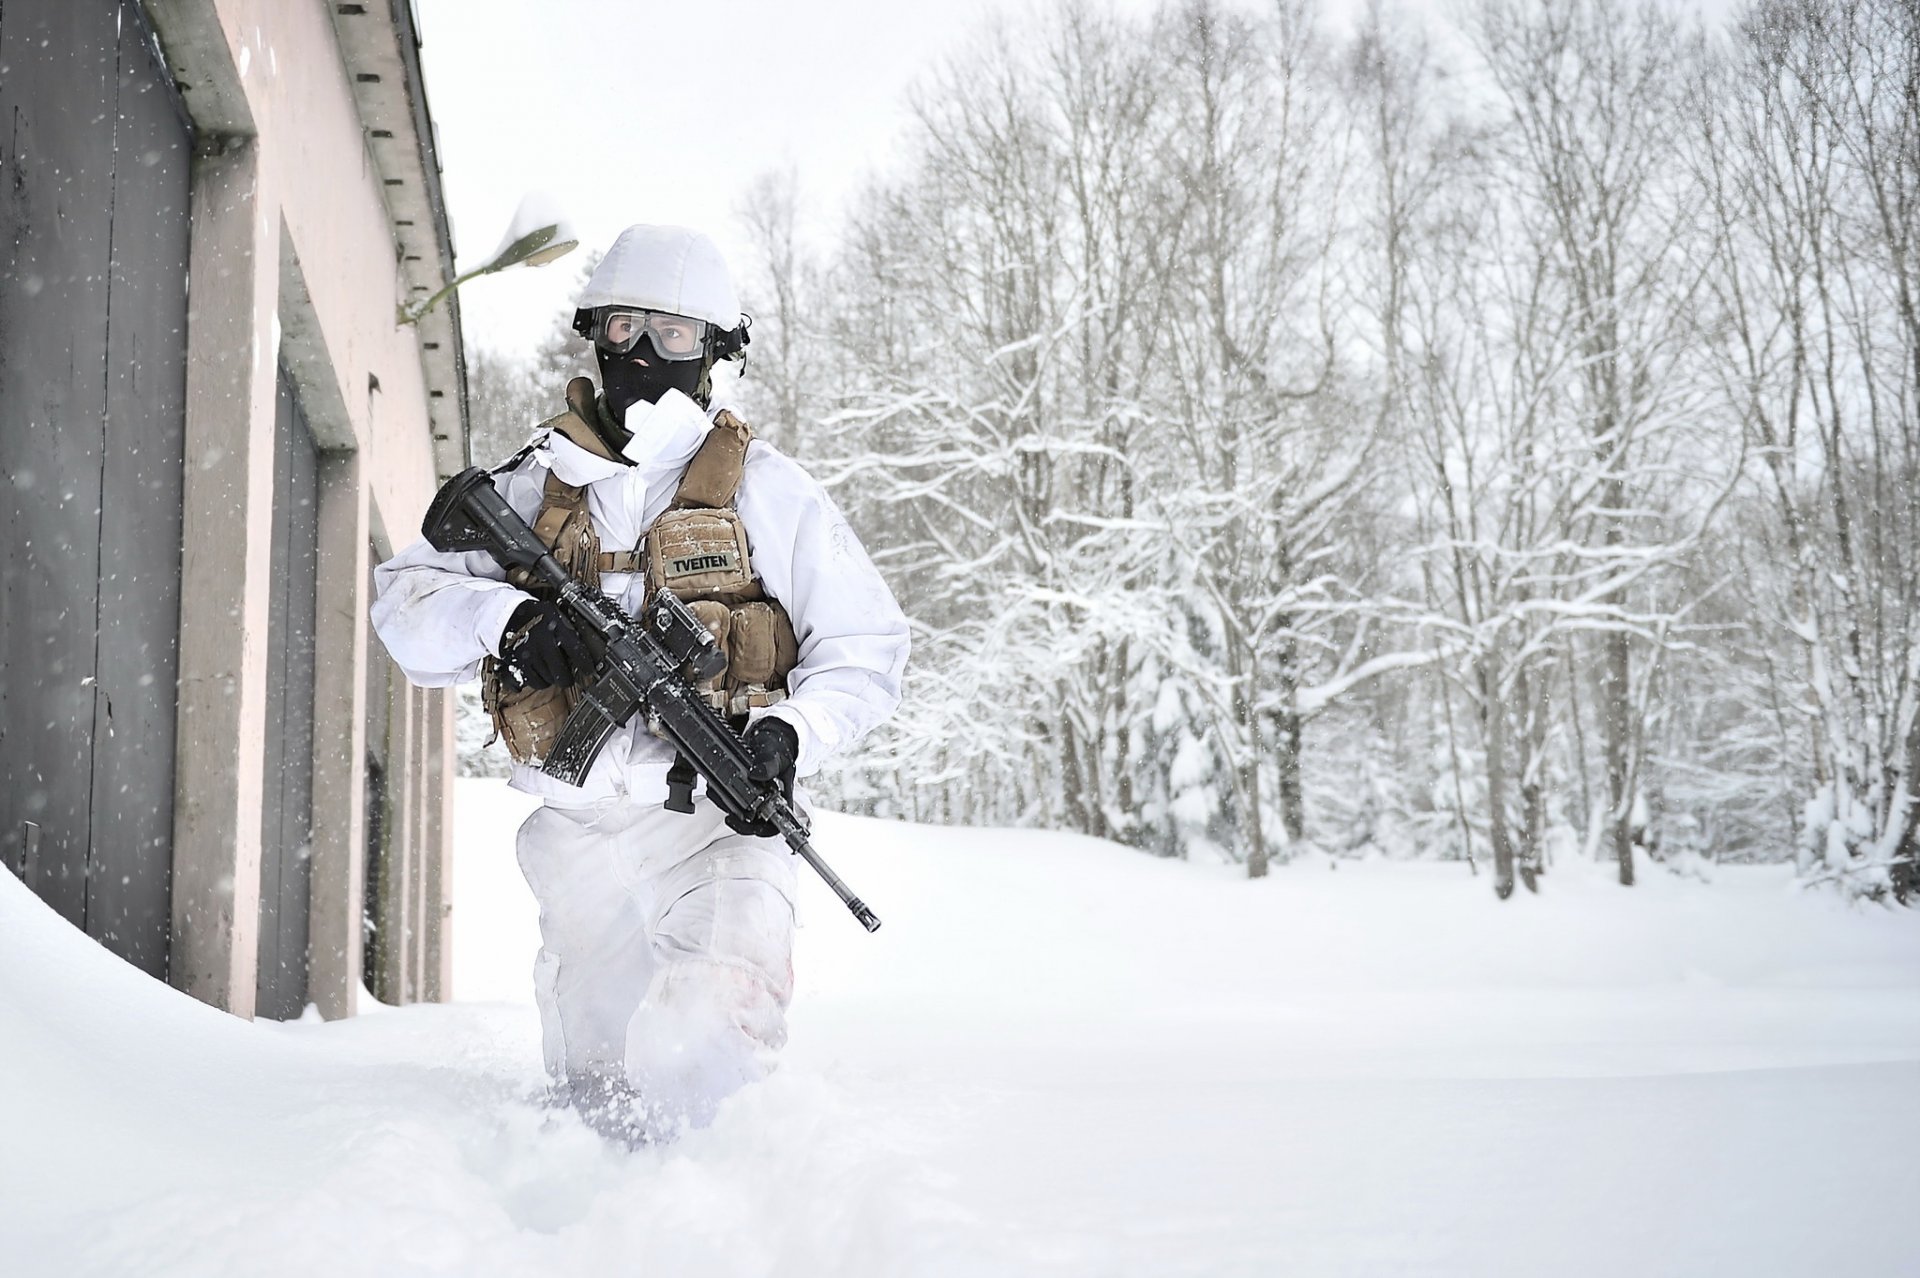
[465,0,1919,902]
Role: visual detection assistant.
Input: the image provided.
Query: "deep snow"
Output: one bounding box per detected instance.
[3,779,1918,1277]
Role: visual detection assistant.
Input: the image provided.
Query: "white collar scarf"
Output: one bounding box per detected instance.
[542,387,716,488]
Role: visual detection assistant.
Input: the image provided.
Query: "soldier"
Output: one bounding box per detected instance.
[371,224,909,1141]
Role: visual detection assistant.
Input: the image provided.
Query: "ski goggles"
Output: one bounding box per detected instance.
[585,308,711,361]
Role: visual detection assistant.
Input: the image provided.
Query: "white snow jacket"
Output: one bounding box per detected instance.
[371,387,909,806]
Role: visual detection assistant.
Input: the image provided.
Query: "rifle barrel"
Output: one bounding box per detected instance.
[775,811,882,932]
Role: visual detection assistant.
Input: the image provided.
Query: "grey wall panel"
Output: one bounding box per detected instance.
[0,0,190,979]
[88,3,193,972]
[363,555,395,1002]
[0,0,123,928]
[256,383,293,1012]
[256,370,319,1019]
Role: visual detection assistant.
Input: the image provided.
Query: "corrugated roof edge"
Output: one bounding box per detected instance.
[388,0,471,471]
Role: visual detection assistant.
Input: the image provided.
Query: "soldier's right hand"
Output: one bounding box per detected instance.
[500,600,595,690]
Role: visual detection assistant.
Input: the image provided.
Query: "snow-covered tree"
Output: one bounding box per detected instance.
[719,0,1913,906]
[1694,0,1920,898]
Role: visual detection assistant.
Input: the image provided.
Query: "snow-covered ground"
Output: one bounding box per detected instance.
[4,779,1918,1277]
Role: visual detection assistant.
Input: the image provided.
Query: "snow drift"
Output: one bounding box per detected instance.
[3,780,1918,1276]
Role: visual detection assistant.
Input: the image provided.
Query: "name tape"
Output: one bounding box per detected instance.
[666,551,741,578]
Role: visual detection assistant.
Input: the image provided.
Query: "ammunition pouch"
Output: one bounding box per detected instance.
[481,660,574,767]
[480,470,600,767]
[645,409,798,725]
[669,591,799,719]
[646,509,755,604]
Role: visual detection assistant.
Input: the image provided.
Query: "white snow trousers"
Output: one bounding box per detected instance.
[515,793,797,1135]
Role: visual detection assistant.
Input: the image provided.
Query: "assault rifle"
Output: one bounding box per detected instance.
[422,466,882,933]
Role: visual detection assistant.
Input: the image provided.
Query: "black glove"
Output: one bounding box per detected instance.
[724,718,799,837]
[498,599,595,691]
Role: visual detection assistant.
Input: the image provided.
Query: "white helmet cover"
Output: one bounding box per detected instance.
[576,224,741,330]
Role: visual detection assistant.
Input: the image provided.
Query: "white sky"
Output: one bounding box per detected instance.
[416,0,1739,360]
[416,0,1133,358]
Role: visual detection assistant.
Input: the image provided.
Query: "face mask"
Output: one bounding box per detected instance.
[597,333,708,422]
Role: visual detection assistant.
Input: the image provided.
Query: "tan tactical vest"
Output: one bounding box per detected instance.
[482,379,798,766]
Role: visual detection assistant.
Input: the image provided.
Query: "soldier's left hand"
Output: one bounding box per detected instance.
[726,718,799,837]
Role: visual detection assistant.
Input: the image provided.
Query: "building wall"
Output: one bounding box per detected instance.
[0,0,195,977]
[2,0,462,1019]
[161,0,463,1020]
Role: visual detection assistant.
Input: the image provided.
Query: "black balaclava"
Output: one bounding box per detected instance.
[597,333,710,424]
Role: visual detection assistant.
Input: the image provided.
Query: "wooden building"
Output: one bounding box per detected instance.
[0,0,465,1019]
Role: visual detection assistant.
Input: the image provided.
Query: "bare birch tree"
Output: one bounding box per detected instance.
[1463,0,1728,888]
[1695,0,1920,898]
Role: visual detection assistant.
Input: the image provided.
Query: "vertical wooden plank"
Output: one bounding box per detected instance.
[410,683,430,1000]
[0,0,117,926]
[362,552,394,1003]
[362,754,391,1002]
[255,375,293,1011]
[279,388,319,1009]
[375,663,412,1003]
[422,687,450,1003]
[87,0,193,977]
[254,370,318,1019]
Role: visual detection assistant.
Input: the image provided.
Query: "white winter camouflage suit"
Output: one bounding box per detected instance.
[371,385,909,1133]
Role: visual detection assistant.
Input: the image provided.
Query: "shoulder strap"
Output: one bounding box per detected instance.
[531,470,588,548]
[536,376,627,465]
[672,409,755,510]
[487,439,540,476]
